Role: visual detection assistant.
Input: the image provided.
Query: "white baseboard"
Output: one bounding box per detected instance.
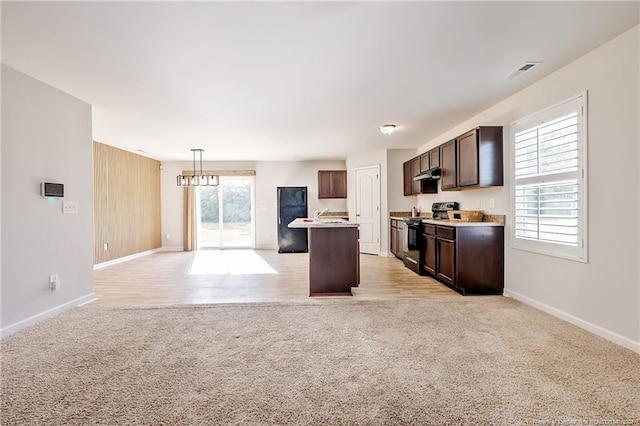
[94,248,161,269]
[1,293,96,338]
[504,288,640,354]
[160,246,184,252]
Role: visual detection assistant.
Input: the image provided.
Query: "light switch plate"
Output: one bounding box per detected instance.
[63,201,78,214]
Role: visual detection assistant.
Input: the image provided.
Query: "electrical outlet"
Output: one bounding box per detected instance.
[103,243,109,251]
[165,234,171,240]
[476,199,481,208]
[490,198,495,209]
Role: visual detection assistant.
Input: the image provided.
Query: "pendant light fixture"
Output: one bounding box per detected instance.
[176,149,219,186]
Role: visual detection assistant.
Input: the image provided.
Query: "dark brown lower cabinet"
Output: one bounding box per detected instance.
[436,237,455,286]
[308,227,359,296]
[422,225,437,275]
[423,235,436,275]
[421,223,504,295]
[390,219,406,260]
[390,219,401,257]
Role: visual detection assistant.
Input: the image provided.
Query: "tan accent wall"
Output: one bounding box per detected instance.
[93,142,162,264]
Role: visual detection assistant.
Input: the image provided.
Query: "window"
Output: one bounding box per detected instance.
[511,92,588,262]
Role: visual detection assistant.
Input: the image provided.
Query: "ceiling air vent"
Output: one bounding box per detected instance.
[506,62,542,80]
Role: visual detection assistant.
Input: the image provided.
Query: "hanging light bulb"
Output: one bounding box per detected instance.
[176,149,219,187]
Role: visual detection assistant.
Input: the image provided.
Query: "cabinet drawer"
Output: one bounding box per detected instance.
[436,226,455,239]
[423,224,436,235]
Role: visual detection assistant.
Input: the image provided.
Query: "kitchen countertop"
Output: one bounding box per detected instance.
[288,218,359,228]
[390,214,505,227]
[420,218,503,227]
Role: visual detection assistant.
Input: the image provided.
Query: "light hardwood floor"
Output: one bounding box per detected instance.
[93,249,459,305]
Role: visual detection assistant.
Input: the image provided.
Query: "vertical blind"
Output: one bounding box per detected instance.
[512,94,586,261]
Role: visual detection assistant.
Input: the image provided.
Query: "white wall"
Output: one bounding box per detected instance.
[160,160,347,250]
[416,26,640,351]
[1,66,95,336]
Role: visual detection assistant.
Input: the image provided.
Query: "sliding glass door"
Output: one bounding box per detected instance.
[197,176,254,248]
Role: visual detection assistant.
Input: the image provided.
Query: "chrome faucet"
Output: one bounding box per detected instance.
[313,207,329,221]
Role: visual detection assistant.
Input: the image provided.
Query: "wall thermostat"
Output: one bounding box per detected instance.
[41,182,64,198]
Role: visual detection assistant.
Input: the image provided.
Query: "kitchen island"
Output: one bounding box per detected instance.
[288,218,359,296]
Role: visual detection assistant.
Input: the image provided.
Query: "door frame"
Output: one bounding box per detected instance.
[354,164,381,256]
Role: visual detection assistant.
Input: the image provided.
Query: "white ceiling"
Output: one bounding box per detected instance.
[2,1,638,162]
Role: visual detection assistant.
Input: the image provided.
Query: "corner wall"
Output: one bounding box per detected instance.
[416,26,640,351]
[1,66,94,336]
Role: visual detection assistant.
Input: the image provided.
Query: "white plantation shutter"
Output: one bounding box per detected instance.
[511,93,587,262]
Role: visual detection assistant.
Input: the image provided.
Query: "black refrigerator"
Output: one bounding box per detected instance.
[277,186,308,253]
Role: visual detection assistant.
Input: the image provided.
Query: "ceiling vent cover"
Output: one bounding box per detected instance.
[506,62,542,80]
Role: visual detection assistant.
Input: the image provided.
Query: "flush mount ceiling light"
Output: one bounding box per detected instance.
[176,149,219,186]
[379,124,396,135]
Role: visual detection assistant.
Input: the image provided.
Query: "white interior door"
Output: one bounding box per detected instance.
[355,165,380,255]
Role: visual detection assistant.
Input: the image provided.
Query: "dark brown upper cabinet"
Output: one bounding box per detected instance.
[411,157,421,194]
[440,139,457,190]
[420,147,440,172]
[318,170,347,199]
[439,126,503,191]
[420,152,430,173]
[403,157,437,196]
[456,126,503,188]
[457,129,479,187]
[404,126,501,194]
[403,161,413,196]
[428,147,440,169]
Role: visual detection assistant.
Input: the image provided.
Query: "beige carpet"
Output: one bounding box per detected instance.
[1,298,639,425]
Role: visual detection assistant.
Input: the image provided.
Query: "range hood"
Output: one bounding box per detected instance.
[413,167,441,180]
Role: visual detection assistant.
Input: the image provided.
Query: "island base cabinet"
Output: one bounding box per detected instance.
[308,227,359,296]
